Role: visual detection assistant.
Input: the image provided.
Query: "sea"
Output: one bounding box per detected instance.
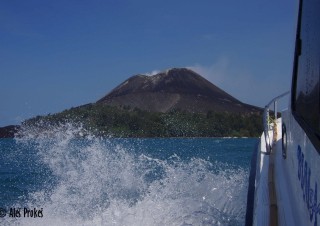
[0,123,258,226]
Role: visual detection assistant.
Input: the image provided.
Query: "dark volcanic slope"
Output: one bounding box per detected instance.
[98,68,262,114]
[0,125,20,138]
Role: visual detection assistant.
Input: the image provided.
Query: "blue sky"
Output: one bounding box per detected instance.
[0,0,298,126]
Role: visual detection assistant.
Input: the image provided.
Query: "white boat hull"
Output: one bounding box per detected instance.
[252,109,320,226]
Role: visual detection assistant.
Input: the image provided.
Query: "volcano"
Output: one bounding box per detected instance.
[97,68,261,114]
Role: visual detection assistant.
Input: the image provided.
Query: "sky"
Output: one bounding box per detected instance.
[0,0,298,126]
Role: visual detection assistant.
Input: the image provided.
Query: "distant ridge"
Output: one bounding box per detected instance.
[98,68,262,114]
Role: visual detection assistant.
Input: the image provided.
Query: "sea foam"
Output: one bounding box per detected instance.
[5,123,248,226]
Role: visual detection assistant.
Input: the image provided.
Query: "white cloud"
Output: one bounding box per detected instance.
[187,58,276,107]
[145,70,161,76]
[187,57,229,86]
[201,33,217,41]
[188,59,290,108]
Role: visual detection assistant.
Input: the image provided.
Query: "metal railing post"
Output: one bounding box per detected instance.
[274,100,277,122]
[263,91,289,154]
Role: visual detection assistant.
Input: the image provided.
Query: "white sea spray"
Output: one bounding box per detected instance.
[6,123,249,226]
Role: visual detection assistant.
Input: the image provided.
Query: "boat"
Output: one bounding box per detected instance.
[245,0,320,225]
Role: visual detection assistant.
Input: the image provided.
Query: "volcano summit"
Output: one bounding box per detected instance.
[98,68,261,114]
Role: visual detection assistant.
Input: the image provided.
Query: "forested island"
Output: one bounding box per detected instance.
[23,104,263,137]
[1,68,264,138]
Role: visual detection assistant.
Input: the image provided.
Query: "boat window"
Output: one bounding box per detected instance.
[292,0,320,151]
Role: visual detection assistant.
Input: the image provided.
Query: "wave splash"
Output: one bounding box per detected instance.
[8,123,248,226]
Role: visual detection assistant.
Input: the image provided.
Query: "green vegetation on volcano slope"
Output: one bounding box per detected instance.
[23,104,263,137]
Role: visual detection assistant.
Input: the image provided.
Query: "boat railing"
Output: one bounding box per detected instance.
[263,91,290,154]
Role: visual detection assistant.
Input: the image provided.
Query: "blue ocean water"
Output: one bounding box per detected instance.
[0,124,257,226]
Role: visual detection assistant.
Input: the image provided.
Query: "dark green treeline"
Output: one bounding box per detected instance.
[23,104,263,137]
